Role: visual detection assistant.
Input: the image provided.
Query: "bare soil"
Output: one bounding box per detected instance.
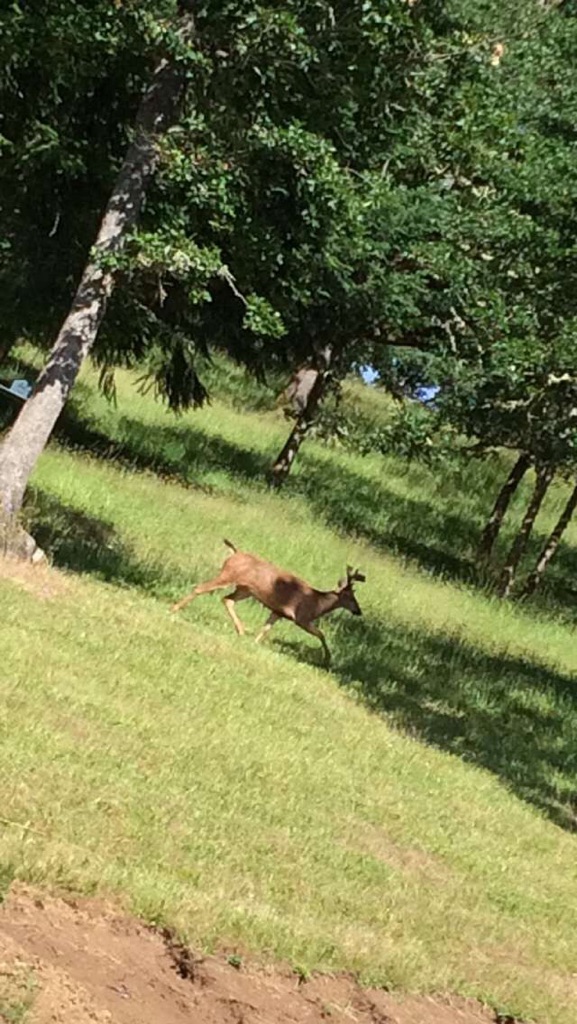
[0,883,508,1024]
[0,556,70,601]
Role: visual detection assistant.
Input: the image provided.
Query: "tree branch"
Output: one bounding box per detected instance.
[216,265,248,308]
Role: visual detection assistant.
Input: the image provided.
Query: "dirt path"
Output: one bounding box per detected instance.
[0,883,507,1024]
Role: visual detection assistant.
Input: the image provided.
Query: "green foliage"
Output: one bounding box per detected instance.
[372,0,577,473]
[3,0,577,521]
[0,0,174,340]
[200,350,284,412]
[434,336,577,470]
[318,392,459,467]
[4,0,552,412]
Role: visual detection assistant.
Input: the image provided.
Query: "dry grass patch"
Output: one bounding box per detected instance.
[0,556,72,602]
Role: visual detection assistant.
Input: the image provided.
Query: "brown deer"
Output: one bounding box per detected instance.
[170,539,365,665]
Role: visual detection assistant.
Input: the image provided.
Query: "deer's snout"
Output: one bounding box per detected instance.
[345,595,363,616]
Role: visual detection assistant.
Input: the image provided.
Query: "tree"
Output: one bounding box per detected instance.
[2,0,456,383]
[0,0,489,534]
[0,1,168,356]
[2,0,576,554]
[496,464,556,599]
[0,2,197,552]
[477,454,532,561]
[522,480,577,597]
[370,0,577,592]
[269,346,333,486]
[520,481,577,598]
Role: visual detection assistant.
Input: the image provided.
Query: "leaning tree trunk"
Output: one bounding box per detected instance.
[522,479,577,598]
[497,463,555,599]
[477,452,531,561]
[269,362,328,487]
[0,8,195,556]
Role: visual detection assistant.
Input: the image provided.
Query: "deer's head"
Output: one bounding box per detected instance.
[336,566,366,616]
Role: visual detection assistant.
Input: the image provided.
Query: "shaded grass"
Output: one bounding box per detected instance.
[334,615,577,831]
[46,367,577,623]
[26,490,162,590]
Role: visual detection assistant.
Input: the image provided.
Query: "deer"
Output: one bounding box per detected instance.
[170,539,365,666]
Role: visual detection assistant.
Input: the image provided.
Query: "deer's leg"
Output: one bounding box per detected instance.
[297,622,331,667]
[255,612,280,644]
[170,575,230,613]
[223,586,251,636]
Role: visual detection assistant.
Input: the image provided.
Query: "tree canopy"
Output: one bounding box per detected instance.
[1,0,576,575]
[1,0,538,406]
[373,0,577,475]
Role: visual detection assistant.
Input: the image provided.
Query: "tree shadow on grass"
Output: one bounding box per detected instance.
[363,622,577,834]
[50,391,577,622]
[270,451,577,624]
[24,488,184,598]
[54,398,271,493]
[276,612,577,832]
[288,454,577,624]
[526,540,577,624]
[53,397,482,579]
[25,432,577,833]
[289,454,481,584]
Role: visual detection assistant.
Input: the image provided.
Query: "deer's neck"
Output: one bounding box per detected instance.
[314,590,341,620]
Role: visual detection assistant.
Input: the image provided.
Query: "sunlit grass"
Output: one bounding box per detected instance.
[0,360,575,1024]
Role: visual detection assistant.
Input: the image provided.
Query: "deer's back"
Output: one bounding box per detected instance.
[223,551,315,619]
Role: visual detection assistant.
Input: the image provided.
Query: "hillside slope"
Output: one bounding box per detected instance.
[1,365,576,1024]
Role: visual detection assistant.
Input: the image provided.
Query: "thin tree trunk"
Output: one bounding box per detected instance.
[497,463,555,599]
[477,452,531,561]
[0,9,195,554]
[522,480,577,597]
[269,346,332,487]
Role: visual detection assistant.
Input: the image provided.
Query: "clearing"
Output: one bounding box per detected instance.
[1,361,576,1024]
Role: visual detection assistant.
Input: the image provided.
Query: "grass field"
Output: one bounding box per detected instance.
[1,361,576,1024]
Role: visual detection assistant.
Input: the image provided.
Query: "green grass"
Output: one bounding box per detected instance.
[1,363,576,1023]
[0,963,36,1023]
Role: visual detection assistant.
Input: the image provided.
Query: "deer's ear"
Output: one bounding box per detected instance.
[348,567,366,583]
[338,577,347,590]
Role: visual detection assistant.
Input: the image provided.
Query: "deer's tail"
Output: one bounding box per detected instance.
[223,538,237,552]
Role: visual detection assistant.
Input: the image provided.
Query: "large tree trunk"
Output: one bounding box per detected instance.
[269,346,332,487]
[0,9,195,555]
[477,452,531,561]
[497,463,555,599]
[277,365,319,416]
[522,480,577,598]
